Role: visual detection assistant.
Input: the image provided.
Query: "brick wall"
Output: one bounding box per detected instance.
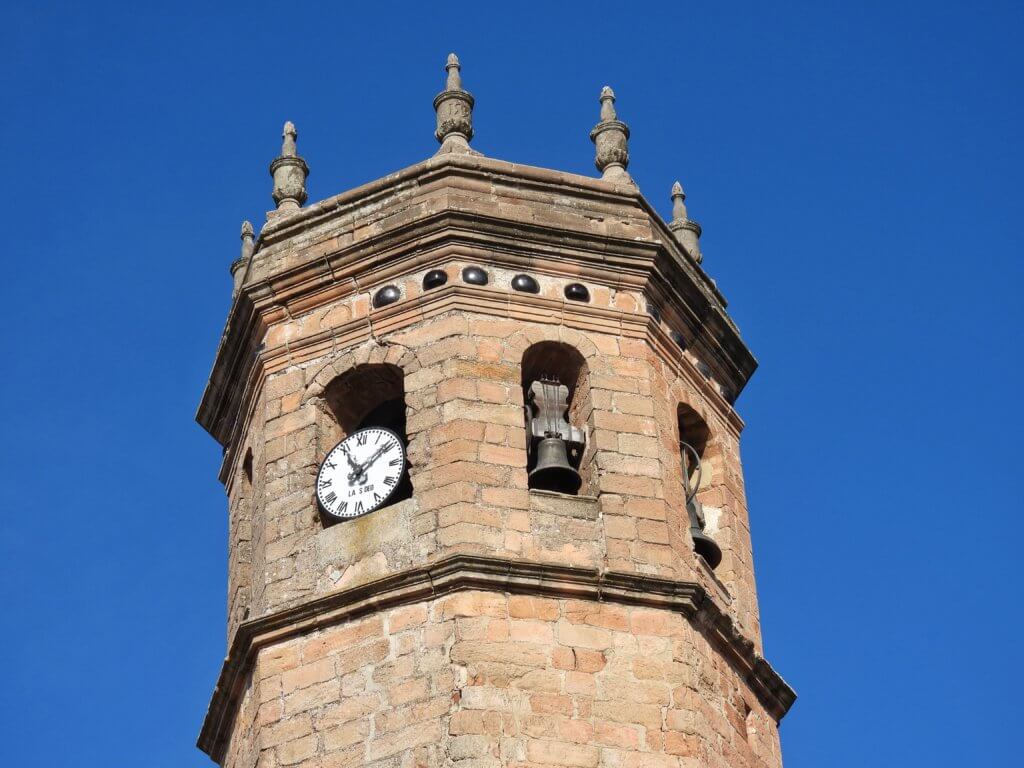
[242,591,780,768]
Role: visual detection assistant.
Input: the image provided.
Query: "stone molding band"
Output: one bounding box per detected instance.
[198,554,796,762]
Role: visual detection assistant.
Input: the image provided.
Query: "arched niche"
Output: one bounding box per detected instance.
[521,342,595,495]
[677,402,721,569]
[315,363,413,513]
[677,403,711,488]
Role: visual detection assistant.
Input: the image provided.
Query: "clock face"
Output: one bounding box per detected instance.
[316,427,407,519]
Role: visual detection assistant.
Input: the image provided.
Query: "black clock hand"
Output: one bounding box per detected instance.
[348,446,382,480]
[343,448,367,484]
[363,444,390,468]
[347,443,392,482]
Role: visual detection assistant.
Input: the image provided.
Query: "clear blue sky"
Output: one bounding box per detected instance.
[2,2,1021,766]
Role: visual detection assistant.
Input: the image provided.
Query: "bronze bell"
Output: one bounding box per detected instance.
[525,379,586,495]
[529,436,582,494]
[680,439,723,569]
[689,513,723,569]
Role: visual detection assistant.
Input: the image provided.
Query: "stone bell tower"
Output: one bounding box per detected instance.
[196,54,794,768]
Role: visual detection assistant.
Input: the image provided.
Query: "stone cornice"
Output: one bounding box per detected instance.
[253,210,660,318]
[194,288,264,454]
[255,152,730,307]
[197,555,795,763]
[256,153,646,247]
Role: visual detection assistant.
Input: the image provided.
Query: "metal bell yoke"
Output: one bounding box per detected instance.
[525,379,586,494]
[680,440,723,569]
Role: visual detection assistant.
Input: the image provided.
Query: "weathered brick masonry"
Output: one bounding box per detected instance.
[197,56,794,768]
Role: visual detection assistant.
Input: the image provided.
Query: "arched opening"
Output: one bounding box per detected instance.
[317,364,413,515]
[521,342,593,495]
[322,364,405,435]
[677,404,721,569]
[677,404,710,491]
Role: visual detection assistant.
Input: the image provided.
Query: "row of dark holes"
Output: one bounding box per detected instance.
[370,267,728,401]
[371,267,591,308]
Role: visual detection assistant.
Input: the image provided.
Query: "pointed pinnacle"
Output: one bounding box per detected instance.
[434,52,476,153]
[281,121,297,157]
[590,86,631,182]
[671,181,688,223]
[239,220,255,262]
[270,121,308,211]
[233,219,256,293]
[599,86,617,121]
[445,53,463,91]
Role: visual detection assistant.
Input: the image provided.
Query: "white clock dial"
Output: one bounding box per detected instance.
[316,427,407,519]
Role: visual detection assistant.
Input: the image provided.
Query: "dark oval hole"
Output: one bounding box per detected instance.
[564,283,590,302]
[422,269,448,290]
[462,266,489,285]
[511,274,540,293]
[372,285,401,308]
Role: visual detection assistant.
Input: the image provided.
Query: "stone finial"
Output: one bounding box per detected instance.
[281,121,297,156]
[669,180,703,263]
[230,220,255,296]
[589,86,631,183]
[671,181,687,220]
[445,52,463,90]
[433,53,478,155]
[240,220,255,251]
[269,121,309,212]
[599,86,617,121]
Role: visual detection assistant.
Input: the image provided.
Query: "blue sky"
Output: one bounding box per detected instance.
[1,2,1021,766]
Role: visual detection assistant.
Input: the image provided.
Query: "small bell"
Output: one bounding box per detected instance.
[688,500,723,569]
[681,440,723,569]
[529,436,582,494]
[525,378,587,494]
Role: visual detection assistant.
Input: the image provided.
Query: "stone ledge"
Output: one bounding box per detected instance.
[257,151,644,247]
[197,554,796,762]
[697,552,734,605]
[528,489,600,519]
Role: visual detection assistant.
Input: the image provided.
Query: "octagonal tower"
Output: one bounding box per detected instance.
[197,55,794,768]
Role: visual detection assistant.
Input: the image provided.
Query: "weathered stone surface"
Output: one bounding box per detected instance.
[217,591,785,768]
